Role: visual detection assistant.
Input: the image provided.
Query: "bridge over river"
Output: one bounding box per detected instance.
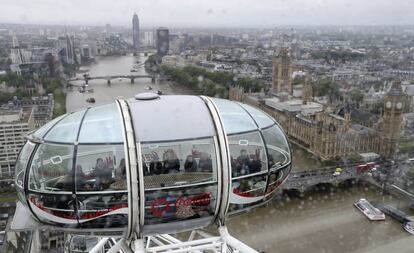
[67,74,156,85]
[282,165,360,192]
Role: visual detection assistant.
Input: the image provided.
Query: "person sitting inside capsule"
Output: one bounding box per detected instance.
[162,149,180,174]
[198,152,212,172]
[92,158,114,190]
[184,155,197,172]
[143,153,163,175]
[234,149,263,176]
[235,149,251,176]
[116,158,126,180]
[249,149,262,174]
[75,165,91,190]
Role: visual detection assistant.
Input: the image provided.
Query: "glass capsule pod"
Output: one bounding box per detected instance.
[14,94,291,237]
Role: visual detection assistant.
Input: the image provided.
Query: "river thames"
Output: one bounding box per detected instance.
[67,54,413,253]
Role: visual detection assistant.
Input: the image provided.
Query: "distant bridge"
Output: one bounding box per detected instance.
[67,74,156,85]
[283,166,359,192]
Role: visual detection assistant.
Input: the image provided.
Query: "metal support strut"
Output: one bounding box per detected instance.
[88,226,259,253]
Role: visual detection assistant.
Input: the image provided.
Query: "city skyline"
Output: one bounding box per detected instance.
[0,0,413,28]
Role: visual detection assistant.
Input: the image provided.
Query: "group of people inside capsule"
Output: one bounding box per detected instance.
[231,148,263,177]
[61,148,214,191]
[53,146,264,192]
[142,149,213,176]
[67,157,127,191]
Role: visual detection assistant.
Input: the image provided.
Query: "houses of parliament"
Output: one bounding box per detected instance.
[229,48,404,161]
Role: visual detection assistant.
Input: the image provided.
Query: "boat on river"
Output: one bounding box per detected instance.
[403,222,414,235]
[354,198,385,221]
[86,97,95,103]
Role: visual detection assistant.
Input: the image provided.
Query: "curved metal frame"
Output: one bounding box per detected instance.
[200,96,231,224]
[117,98,140,238]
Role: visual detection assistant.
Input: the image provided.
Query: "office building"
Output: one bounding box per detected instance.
[156,27,169,56]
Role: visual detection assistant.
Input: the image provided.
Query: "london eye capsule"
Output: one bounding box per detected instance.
[14,94,291,237]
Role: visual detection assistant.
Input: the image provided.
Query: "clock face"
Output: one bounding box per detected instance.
[386,101,392,109]
[396,102,402,109]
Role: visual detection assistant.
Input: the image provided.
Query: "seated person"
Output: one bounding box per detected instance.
[162,149,180,174]
[143,158,163,175]
[92,158,114,190]
[198,152,212,172]
[116,158,127,180]
[75,165,90,190]
[235,149,250,176]
[142,151,163,175]
[184,155,197,172]
[248,155,262,174]
[230,156,237,177]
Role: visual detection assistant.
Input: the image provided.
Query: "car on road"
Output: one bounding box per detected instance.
[333,167,342,176]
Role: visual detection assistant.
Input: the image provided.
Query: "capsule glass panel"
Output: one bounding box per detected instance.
[28,143,74,193]
[32,114,66,139]
[141,137,218,226]
[73,145,127,229]
[228,131,267,177]
[44,110,85,143]
[74,145,126,192]
[211,98,291,213]
[78,104,123,143]
[15,141,35,206]
[238,103,274,129]
[211,98,257,134]
[15,141,35,189]
[77,193,128,229]
[28,192,77,226]
[144,184,217,225]
[262,125,291,169]
[262,125,291,193]
[27,143,76,225]
[141,138,217,187]
[228,174,267,212]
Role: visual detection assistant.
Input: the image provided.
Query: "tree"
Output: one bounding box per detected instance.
[311,50,365,64]
[313,79,341,103]
[293,75,305,85]
[347,89,364,106]
[370,100,384,115]
[0,73,26,88]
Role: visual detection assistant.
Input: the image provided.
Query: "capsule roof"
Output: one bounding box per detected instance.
[30,95,276,144]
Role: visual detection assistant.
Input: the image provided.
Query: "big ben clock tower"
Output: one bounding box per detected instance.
[380,81,404,158]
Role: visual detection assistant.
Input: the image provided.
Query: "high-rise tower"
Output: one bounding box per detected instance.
[272,47,293,94]
[302,75,313,104]
[380,81,404,158]
[132,13,140,53]
[156,27,169,56]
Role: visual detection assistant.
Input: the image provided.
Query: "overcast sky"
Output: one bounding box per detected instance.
[0,0,413,27]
